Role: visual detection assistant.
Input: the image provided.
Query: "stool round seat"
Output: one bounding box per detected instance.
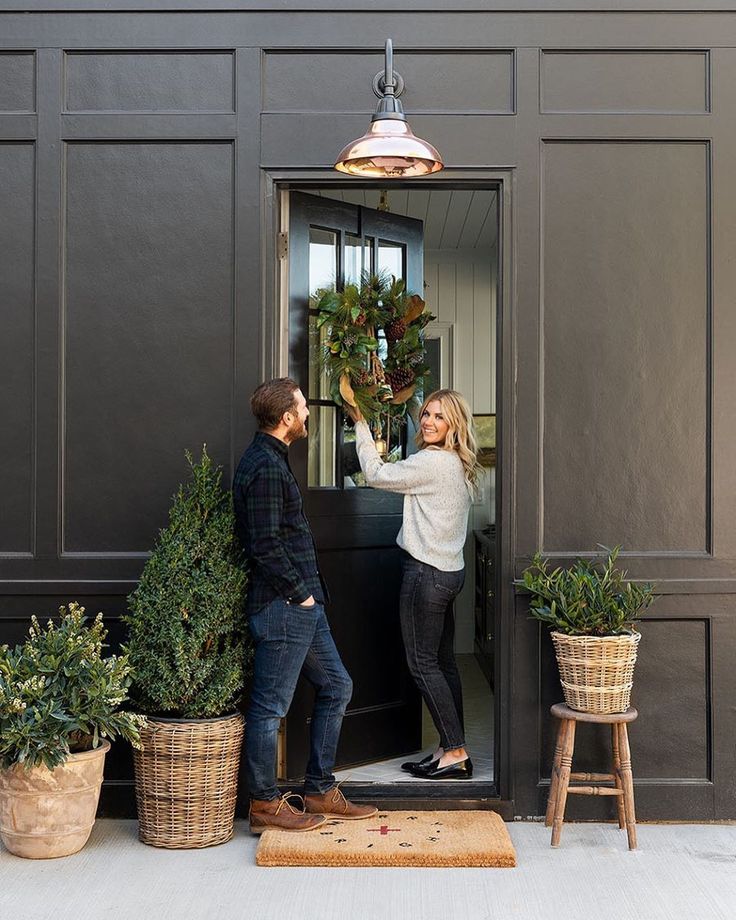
[546,702,638,850]
[550,703,638,724]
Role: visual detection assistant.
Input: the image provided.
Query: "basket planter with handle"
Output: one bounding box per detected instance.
[515,546,655,714]
[133,714,244,849]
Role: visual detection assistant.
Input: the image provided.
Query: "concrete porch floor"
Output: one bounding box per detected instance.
[2,819,735,920]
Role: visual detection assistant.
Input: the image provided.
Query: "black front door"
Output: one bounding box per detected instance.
[284,191,424,777]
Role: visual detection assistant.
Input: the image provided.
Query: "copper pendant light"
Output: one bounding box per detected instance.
[334,40,444,178]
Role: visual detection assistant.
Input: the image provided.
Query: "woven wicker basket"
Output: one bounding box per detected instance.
[551,631,641,714]
[133,712,244,849]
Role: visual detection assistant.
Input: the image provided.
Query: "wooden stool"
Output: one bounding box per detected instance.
[545,702,638,850]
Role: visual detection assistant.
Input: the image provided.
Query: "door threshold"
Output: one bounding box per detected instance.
[348,783,511,819]
[278,781,511,819]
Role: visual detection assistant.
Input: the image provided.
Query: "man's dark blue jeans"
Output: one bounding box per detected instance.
[244,597,353,801]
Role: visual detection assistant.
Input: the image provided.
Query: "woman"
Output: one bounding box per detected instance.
[350,389,482,779]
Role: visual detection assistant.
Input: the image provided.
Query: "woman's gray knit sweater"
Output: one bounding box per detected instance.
[354,419,471,572]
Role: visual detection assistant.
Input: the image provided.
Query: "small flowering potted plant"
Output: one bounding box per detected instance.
[0,603,145,859]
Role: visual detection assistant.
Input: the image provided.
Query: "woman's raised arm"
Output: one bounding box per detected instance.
[353,420,438,495]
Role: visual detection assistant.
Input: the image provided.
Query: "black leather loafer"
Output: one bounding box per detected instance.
[410,757,473,780]
[400,753,436,773]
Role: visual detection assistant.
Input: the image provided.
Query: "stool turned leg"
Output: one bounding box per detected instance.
[550,719,575,848]
[617,722,637,850]
[611,723,626,830]
[545,719,568,827]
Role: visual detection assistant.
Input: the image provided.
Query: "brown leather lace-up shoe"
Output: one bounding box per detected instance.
[249,792,326,834]
[304,783,378,820]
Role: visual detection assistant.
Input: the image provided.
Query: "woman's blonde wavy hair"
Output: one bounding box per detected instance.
[415,389,484,493]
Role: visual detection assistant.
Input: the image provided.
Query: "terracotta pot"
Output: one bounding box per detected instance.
[0,740,110,859]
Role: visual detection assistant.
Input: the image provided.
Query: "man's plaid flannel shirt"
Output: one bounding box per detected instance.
[233,431,328,617]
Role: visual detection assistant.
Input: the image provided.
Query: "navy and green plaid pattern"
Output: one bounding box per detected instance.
[233,432,328,616]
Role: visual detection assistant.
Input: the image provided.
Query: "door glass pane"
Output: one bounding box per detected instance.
[345,233,362,286]
[307,405,337,488]
[364,236,375,275]
[308,315,332,400]
[309,226,337,296]
[376,329,388,364]
[378,239,405,280]
[308,227,339,488]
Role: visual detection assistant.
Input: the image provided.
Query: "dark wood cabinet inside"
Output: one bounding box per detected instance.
[473,527,496,688]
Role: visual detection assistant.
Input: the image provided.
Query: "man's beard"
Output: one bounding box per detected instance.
[286,417,307,443]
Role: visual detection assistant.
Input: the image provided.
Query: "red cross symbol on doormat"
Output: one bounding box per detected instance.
[367,825,400,836]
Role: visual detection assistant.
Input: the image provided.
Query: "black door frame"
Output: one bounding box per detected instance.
[284,191,425,776]
[261,168,516,813]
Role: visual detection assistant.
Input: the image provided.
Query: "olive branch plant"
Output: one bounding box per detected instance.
[515,545,656,637]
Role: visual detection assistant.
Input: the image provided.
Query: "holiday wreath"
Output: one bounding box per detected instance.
[315,273,435,433]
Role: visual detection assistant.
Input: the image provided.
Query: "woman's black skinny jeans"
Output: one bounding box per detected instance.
[399,552,466,751]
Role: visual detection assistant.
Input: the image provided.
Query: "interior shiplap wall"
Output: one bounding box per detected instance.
[425,247,497,652]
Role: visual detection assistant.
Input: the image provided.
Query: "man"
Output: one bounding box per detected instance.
[234,377,377,833]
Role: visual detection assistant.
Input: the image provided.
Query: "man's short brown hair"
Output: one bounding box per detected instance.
[250,377,300,430]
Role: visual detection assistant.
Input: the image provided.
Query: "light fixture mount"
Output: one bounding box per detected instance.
[372,68,405,102]
[334,39,444,178]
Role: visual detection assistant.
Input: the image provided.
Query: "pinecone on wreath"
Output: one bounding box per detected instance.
[385,367,415,392]
[351,368,376,388]
[385,318,408,342]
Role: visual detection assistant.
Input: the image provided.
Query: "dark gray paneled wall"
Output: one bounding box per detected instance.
[0,52,34,111]
[542,140,708,553]
[65,52,235,113]
[63,142,234,553]
[264,51,514,115]
[539,50,710,114]
[1,7,735,819]
[0,142,34,554]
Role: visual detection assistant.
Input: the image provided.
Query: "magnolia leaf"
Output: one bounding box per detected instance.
[404,294,426,324]
[316,290,340,313]
[389,384,417,405]
[339,373,357,407]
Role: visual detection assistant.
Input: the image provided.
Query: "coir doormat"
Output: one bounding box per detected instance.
[255,810,516,868]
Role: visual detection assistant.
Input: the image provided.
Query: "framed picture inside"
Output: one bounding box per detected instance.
[474,414,496,466]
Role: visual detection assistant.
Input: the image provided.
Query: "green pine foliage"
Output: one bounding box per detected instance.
[0,603,145,770]
[515,545,656,636]
[124,447,250,718]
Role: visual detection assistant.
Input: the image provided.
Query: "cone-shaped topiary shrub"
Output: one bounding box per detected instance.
[124,447,250,718]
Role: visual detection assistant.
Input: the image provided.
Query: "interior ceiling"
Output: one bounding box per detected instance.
[315,188,497,251]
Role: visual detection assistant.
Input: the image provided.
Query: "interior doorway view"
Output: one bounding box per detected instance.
[281,187,499,786]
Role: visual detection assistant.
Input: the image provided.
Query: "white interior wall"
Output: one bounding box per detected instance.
[424,247,497,653]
